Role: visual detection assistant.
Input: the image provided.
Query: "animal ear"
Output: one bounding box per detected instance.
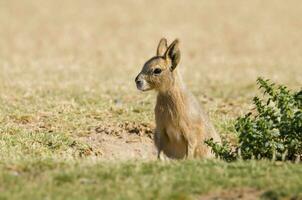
[156,38,168,56]
[165,39,180,71]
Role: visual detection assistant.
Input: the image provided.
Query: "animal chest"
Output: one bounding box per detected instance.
[165,123,183,143]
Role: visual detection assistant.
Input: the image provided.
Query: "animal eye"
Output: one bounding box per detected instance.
[153,68,162,75]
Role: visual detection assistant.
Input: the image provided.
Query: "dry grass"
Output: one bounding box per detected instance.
[0,0,301,199]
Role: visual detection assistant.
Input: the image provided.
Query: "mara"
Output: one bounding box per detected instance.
[135,38,221,159]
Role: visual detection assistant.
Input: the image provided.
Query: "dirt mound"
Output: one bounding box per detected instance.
[94,121,153,138]
[81,122,156,160]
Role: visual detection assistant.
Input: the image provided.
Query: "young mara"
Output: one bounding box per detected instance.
[135,38,221,159]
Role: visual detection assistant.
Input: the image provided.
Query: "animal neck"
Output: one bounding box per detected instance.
[157,70,187,119]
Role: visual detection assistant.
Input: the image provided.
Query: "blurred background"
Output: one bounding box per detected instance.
[1,0,301,90]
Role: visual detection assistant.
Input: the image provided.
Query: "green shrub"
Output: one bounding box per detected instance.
[206,78,302,162]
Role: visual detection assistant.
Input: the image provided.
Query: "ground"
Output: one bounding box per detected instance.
[0,0,301,199]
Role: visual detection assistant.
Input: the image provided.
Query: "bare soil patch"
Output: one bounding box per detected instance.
[80,122,157,160]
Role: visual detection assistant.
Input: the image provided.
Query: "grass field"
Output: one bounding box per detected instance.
[0,0,302,199]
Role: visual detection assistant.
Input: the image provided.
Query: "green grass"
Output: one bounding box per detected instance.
[0,59,300,200]
[0,159,301,200]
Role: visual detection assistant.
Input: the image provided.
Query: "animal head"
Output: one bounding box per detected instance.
[135,38,181,92]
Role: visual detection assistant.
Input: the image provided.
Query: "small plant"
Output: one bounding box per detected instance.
[206,78,302,162]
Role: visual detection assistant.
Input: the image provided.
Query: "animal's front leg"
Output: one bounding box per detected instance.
[154,128,167,160]
[157,149,162,160]
[157,150,168,160]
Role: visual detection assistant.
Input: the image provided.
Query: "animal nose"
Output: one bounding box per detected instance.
[136,79,142,86]
[135,75,141,84]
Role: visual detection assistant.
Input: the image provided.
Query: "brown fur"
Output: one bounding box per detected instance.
[135,38,221,159]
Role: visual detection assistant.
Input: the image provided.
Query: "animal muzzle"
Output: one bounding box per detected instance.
[135,74,149,91]
[135,74,143,90]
